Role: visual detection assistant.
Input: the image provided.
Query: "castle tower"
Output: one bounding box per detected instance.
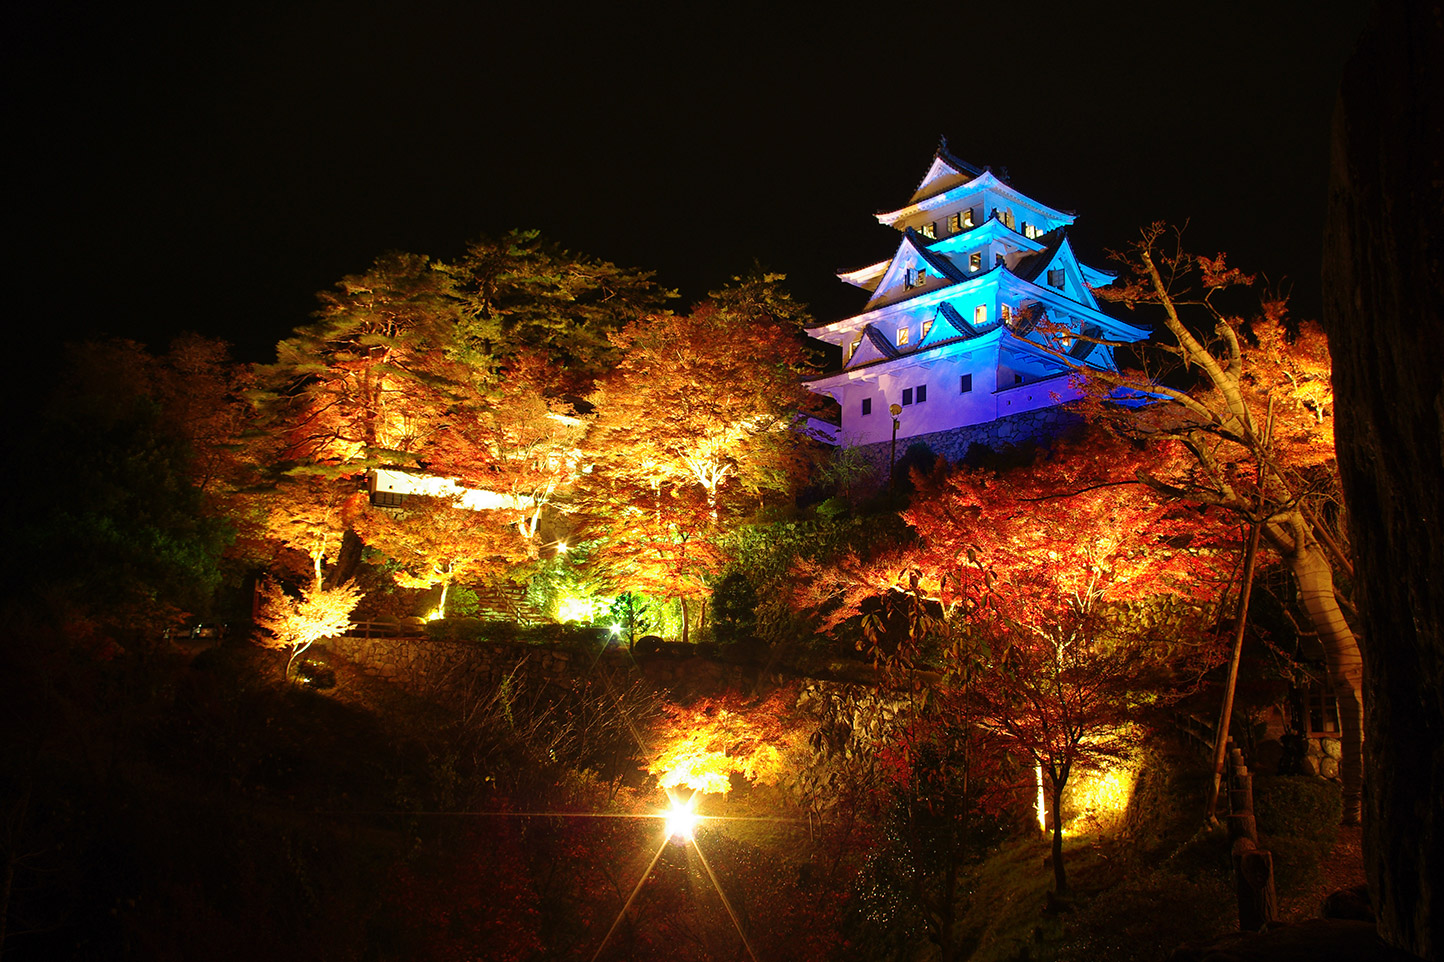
[804,143,1147,461]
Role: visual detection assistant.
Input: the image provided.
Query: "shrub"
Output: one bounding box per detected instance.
[1253,775,1343,842]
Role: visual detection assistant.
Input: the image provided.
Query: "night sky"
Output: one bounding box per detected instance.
[6,2,1368,367]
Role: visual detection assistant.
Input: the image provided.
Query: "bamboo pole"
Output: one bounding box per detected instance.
[1207,521,1263,823]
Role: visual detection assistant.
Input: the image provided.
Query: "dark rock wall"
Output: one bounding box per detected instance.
[1322,2,1444,957]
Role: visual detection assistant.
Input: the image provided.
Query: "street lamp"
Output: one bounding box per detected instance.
[889,403,902,490]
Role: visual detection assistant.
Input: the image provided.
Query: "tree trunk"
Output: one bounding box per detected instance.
[1323,2,1444,955]
[323,528,364,589]
[1051,776,1069,896]
[1267,517,1365,824]
[679,596,689,646]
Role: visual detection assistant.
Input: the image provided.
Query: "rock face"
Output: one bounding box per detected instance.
[1321,2,1444,958]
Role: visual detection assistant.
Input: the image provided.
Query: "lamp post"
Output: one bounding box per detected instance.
[889,403,902,490]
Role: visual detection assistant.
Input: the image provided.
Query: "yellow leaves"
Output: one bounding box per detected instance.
[646,696,792,796]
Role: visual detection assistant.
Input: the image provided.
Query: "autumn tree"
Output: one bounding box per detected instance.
[582,479,727,644]
[449,229,671,392]
[1070,225,1364,822]
[588,282,816,523]
[351,495,522,616]
[418,349,586,553]
[259,470,368,590]
[257,251,462,468]
[254,576,362,677]
[795,434,1229,899]
[910,437,1229,897]
[580,278,818,640]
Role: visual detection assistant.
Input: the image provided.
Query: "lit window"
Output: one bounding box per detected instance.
[902,388,914,405]
[920,221,936,239]
[847,333,863,359]
[1048,268,1065,289]
[897,326,909,345]
[960,373,973,393]
[964,208,974,227]
[974,304,988,326]
[916,384,928,403]
[861,398,872,416]
[1022,222,1032,238]
[922,318,933,337]
[1004,209,1016,229]
[905,268,928,289]
[969,252,982,271]
[1000,305,1012,323]
[948,212,964,232]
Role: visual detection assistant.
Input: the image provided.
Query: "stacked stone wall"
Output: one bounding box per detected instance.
[852,406,1085,483]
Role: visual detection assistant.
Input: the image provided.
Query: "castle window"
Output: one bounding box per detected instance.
[861,398,872,416]
[974,304,988,326]
[1048,268,1065,289]
[969,252,982,272]
[902,388,914,406]
[960,373,973,393]
[905,268,928,289]
[372,490,407,508]
[1014,372,1024,385]
[920,221,936,239]
[897,326,909,345]
[847,333,863,360]
[1004,209,1016,230]
[1022,222,1033,238]
[922,318,933,337]
[1000,305,1012,323]
[996,252,1005,268]
[916,384,928,403]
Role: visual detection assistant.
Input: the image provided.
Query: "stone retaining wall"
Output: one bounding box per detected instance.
[853,406,1085,482]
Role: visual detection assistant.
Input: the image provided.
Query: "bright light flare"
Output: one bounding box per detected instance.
[664,797,698,841]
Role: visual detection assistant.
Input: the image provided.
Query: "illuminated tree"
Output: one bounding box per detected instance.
[582,480,726,644]
[351,495,522,616]
[450,229,671,391]
[260,470,368,590]
[796,435,1229,898]
[645,690,796,796]
[912,438,1228,897]
[419,350,586,552]
[253,576,362,677]
[257,251,461,467]
[588,287,816,523]
[1070,225,1364,822]
[581,280,817,639]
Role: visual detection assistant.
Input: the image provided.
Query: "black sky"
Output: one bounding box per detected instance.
[6,2,1368,366]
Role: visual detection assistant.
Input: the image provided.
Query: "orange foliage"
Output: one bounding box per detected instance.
[646,690,798,796]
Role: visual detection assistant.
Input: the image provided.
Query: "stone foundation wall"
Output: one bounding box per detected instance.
[852,406,1085,483]
[1302,736,1344,781]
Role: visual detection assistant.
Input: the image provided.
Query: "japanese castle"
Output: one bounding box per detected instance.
[804,143,1148,460]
